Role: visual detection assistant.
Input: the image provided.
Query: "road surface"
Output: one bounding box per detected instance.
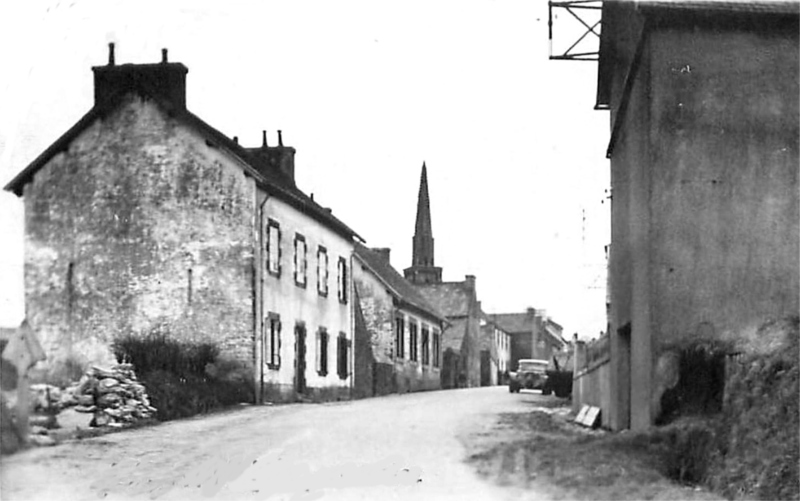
[2,386,549,501]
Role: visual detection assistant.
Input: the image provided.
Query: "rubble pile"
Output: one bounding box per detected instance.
[66,364,157,428]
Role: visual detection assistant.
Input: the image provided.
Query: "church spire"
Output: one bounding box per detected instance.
[404,162,443,284]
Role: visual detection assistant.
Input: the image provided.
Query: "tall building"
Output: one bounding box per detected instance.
[403,163,442,285]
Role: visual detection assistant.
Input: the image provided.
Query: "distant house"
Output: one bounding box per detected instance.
[402,163,482,388]
[487,309,567,370]
[478,315,511,386]
[352,244,446,397]
[597,2,799,430]
[3,46,363,403]
[415,277,482,389]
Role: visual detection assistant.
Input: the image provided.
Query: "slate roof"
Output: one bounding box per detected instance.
[3,63,363,243]
[353,244,447,324]
[443,318,470,352]
[486,313,533,334]
[415,282,474,318]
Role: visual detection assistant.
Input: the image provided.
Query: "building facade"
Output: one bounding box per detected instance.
[479,316,511,386]
[4,47,362,403]
[488,309,567,371]
[353,244,445,396]
[597,2,799,430]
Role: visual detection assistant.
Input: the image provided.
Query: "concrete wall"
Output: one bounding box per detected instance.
[573,361,612,428]
[257,194,354,401]
[607,20,799,430]
[23,96,256,373]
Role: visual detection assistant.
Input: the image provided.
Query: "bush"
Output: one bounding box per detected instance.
[112,330,253,421]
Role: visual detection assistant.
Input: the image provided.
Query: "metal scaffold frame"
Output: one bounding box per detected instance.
[548,0,602,61]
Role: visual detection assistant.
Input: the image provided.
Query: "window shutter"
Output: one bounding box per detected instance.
[277,320,282,367]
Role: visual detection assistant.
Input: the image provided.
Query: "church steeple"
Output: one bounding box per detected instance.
[404,162,443,284]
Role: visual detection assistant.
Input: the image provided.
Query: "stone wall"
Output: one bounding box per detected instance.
[23,96,256,374]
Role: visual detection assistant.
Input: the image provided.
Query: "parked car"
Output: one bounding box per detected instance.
[508,359,549,393]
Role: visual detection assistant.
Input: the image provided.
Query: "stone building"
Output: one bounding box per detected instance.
[352,244,446,397]
[597,2,799,430]
[487,309,567,371]
[402,163,482,388]
[3,46,362,403]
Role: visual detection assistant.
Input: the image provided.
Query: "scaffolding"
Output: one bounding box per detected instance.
[548,1,602,61]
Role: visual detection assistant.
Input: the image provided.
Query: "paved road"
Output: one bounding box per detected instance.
[1,386,547,501]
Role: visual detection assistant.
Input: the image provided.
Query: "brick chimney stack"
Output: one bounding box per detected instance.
[92,45,189,110]
[246,130,296,185]
[371,248,391,264]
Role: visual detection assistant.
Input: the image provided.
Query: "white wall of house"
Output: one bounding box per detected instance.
[256,193,354,400]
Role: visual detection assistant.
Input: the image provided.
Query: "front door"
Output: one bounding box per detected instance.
[295,323,307,394]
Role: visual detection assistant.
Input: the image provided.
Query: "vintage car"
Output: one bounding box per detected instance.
[508,359,549,393]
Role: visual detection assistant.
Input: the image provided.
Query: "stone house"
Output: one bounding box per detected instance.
[597,2,799,430]
[3,46,363,403]
[487,309,567,371]
[352,244,447,397]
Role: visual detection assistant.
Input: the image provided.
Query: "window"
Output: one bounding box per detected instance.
[337,256,348,304]
[265,219,281,277]
[316,327,329,376]
[317,246,329,297]
[421,326,430,365]
[337,332,351,379]
[294,234,307,287]
[395,316,405,359]
[409,321,418,362]
[262,312,281,369]
[432,330,441,368]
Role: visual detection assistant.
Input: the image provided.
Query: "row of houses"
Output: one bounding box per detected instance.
[4,46,567,402]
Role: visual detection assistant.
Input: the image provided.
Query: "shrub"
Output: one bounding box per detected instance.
[112,330,253,421]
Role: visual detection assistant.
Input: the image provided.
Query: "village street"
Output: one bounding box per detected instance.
[2,387,554,501]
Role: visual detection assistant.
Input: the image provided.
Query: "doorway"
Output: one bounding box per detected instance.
[295,323,307,394]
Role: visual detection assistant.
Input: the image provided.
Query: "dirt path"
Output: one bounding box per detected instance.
[461,395,727,501]
[1,387,545,500]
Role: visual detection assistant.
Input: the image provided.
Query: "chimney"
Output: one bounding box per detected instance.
[526,307,536,318]
[92,46,189,110]
[246,130,296,185]
[465,274,476,289]
[371,248,391,264]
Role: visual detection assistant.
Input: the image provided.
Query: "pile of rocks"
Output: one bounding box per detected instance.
[65,364,157,428]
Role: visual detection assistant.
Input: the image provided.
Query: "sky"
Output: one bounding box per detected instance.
[0,0,609,339]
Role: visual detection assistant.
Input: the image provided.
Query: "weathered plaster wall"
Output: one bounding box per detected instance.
[648,28,799,346]
[608,23,799,430]
[23,96,256,371]
[352,266,394,364]
[608,31,654,431]
[258,195,354,401]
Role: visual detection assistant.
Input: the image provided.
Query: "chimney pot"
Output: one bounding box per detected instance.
[161,48,168,63]
[108,42,115,66]
[262,130,268,147]
[233,136,239,144]
[278,130,283,147]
